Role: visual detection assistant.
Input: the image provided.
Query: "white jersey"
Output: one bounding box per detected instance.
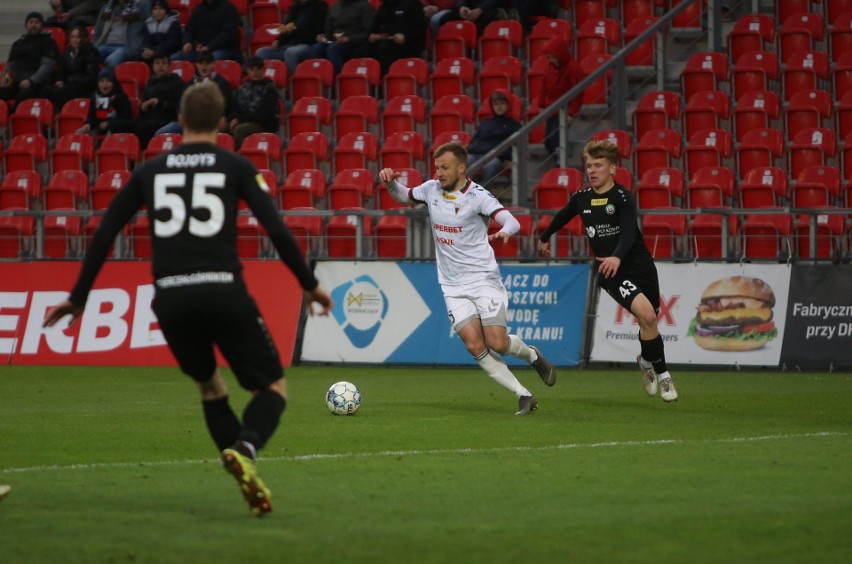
[403,178,505,287]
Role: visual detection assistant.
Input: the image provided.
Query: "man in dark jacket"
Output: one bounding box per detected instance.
[136,51,185,147]
[467,89,521,189]
[306,0,375,73]
[256,0,328,74]
[0,12,59,103]
[357,0,426,74]
[172,0,242,62]
[229,56,281,149]
[141,0,182,62]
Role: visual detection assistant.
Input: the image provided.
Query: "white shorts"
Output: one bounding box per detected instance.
[442,279,508,332]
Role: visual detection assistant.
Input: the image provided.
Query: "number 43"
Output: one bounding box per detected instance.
[154,172,226,238]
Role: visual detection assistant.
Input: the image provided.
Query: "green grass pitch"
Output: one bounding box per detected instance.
[1,365,851,563]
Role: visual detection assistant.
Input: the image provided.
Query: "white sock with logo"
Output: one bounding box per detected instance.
[508,334,538,363]
[475,349,531,398]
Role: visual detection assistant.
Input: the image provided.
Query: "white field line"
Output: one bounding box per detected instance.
[1,431,848,475]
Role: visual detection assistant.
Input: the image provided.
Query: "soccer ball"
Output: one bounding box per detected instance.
[326,381,361,415]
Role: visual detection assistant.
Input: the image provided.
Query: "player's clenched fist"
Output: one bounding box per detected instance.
[379,168,400,186]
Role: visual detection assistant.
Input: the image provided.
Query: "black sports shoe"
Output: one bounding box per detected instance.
[529,345,556,386]
[515,395,538,415]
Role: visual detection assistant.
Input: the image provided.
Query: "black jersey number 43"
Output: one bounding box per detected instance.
[154,172,226,238]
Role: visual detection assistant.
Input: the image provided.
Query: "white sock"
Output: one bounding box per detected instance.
[508,334,537,363]
[657,371,672,381]
[475,350,531,398]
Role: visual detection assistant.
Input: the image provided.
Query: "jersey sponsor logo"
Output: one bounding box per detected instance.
[587,226,596,238]
[441,193,457,200]
[591,198,608,206]
[165,153,217,168]
[605,204,616,215]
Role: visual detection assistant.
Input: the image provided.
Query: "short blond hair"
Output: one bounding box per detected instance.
[583,139,620,165]
[433,141,468,164]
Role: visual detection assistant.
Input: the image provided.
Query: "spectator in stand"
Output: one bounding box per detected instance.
[511,0,557,32]
[77,67,134,135]
[141,0,182,63]
[136,51,185,147]
[172,0,243,63]
[421,1,455,37]
[466,89,521,189]
[357,0,426,74]
[306,0,375,74]
[156,49,235,135]
[0,12,59,104]
[93,0,151,69]
[538,36,584,166]
[255,0,329,75]
[229,56,281,149]
[46,0,107,29]
[444,0,509,34]
[45,25,100,110]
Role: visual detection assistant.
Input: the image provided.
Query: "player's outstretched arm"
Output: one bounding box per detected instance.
[304,287,333,316]
[379,167,411,205]
[488,209,520,244]
[43,300,84,328]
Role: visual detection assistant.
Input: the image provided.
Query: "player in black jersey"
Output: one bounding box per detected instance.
[43,81,334,516]
[537,140,678,402]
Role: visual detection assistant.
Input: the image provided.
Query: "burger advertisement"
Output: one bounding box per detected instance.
[687,276,779,351]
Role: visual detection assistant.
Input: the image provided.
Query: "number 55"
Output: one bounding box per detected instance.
[154,172,226,238]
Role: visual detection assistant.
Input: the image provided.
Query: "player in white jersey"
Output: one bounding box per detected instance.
[379,141,556,415]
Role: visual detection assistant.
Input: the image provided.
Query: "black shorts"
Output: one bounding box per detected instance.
[598,261,661,313]
[151,276,283,390]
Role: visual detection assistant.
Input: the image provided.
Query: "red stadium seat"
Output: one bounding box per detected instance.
[614,166,633,190]
[683,90,730,137]
[579,54,613,107]
[789,128,837,178]
[671,0,702,30]
[590,130,632,159]
[792,165,842,208]
[782,51,829,101]
[213,60,242,89]
[732,51,779,100]
[283,132,329,175]
[572,0,611,28]
[477,55,522,101]
[433,20,477,62]
[328,168,374,209]
[795,210,845,259]
[686,166,735,208]
[43,170,88,210]
[838,92,852,141]
[784,90,832,141]
[741,209,793,260]
[249,23,280,56]
[478,19,523,63]
[55,98,90,138]
[633,91,681,140]
[42,213,83,258]
[526,19,572,64]
[525,55,551,106]
[739,167,789,208]
[90,170,131,210]
[776,0,819,23]
[334,95,379,138]
[382,95,427,137]
[683,129,732,179]
[249,1,281,29]
[324,207,373,258]
[0,170,42,211]
[6,134,48,174]
[641,209,688,259]
[778,13,824,62]
[576,18,620,60]
[621,0,657,22]
[632,129,682,179]
[280,169,326,210]
[688,208,738,260]
[45,27,66,55]
[51,133,94,173]
[115,61,150,98]
[0,215,34,258]
[430,94,476,138]
[216,132,234,152]
[635,167,684,209]
[9,98,53,138]
[827,0,852,23]
[383,58,429,100]
[332,132,378,174]
[235,215,266,258]
[288,96,332,137]
[532,168,584,209]
[735,128,784,180]
[374,215,409,258]
[283,207,323,257]
[830,13,852,62]
[335,58,381,101]
[142,133,182,161]
[624,17,659,70]
[728,14,776,63]
[263,59,288,91]
[430,57,475,101]
[170,60,196,83]
[239,132,281,172]
[125,215,152,258]
[732,91,779,142]
[681,52,728,103]
[95,133,139,174]
[381,131,425,170]
[290,59,334,102]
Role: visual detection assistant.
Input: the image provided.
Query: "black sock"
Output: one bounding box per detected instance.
[240,389,286,451]
[202,396,241,451]
[640,334,668,375]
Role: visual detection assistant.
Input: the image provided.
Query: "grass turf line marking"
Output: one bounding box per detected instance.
[1,431,848,475]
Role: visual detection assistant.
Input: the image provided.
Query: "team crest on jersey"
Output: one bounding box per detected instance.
[255,173,270,193]
[454,203,462,214]
[587,226,596,238]
[605,204,615,215]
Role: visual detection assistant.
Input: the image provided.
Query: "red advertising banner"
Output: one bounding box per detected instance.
[0,261,304,366]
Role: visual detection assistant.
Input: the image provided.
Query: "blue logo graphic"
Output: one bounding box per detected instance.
[331,275,389,348]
